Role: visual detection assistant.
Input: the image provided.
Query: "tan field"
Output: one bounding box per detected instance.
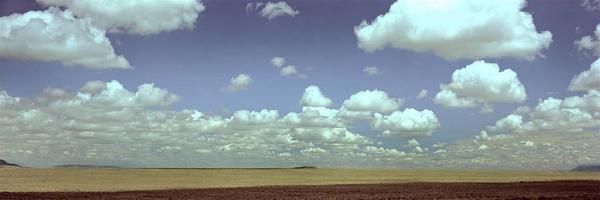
[1,168,599,192]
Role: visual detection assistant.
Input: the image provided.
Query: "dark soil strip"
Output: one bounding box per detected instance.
[1,180,599,200]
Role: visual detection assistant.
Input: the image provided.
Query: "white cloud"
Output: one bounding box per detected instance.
[569,58,600,91]
[487,91,600,134]
[486,114,524,133]
[342,90,403,114]
[227,73,253,92]
[582,0,600,12]
[372,108,440,137]
[433,60,527,110]
[299,85,333,108]
[269,57,306,78]
[247,1,299,20]
[37,0,205,35]
[416,89,428,99]
[1,81,597,169]
[271,56,286,67]
[0,81,420,168]
[280,65,306,78]
[363,66,379,76]
[354,0,552,60]
[478,144,488,150]
[575,24,600,57]
[0,91,20,107]
[0,7,130,69]
[407,139,420,147]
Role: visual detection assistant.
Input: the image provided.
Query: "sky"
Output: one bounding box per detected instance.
[0,0,599,169]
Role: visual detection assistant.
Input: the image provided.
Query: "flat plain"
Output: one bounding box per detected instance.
[0,168,599,192]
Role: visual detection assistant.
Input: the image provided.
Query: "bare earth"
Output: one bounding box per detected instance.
[1,168,599,199]
[2,181,600,200]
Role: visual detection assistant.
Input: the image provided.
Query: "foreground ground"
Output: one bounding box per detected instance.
[1,168,599,192]
[1,181,599,199]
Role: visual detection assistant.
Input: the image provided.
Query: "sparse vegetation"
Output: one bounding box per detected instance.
[1,168,599,192]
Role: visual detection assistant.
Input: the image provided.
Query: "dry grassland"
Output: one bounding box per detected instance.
[1,168,598,192]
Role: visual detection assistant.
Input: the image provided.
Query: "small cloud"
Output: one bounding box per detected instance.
[270,57,307,78]
[478,144,488,151]
[280,65,306,78]
[581,0,600,12]
[342,90,403,113]
[363,66,379,76]
[299,85,333,107]
[415,89,428,99]
[227,73,253,92]
[247,1,299,20]
[271,56,286,67]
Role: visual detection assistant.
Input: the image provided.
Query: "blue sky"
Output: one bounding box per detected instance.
[0,0,598,169]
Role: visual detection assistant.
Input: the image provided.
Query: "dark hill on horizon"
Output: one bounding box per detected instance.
[571,165,600,172]
[54,164,121,169]
[0,159,21,167]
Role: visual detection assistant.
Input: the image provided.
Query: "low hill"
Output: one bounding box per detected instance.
[570,165,600,172]
[293,166,317,169]
[0,159,21,167]
[54,164,120,169]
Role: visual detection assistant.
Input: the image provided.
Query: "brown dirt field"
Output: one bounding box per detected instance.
[2,168,600,192]
[1,180,599,200]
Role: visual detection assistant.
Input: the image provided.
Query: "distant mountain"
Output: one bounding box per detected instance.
[54,164,120,168]
[294,166,317,169]
[0,159,21,167]
[570,165,600,172]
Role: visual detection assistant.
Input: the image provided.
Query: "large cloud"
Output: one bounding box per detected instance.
[0,7,130,69]
[299,85,333,108]
[0,82,418,168]
[433,61,527,111]
[372,109,440,137]
[354,0,552,60]
[37,0,205,35]
[1,81,596,169]
[569,58,600,91]
[342,90,403,114]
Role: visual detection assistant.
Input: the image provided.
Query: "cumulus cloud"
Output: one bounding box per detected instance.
[37,0,205,35]
[372,108,440,137]
[1,81,596,169]
[575,24,600,57]
[299,85,333,108]
[487,91,600,134]
[569,58,600,91]
[0,7,130,69]
[433,60,527,111]
[363,66,379,76]
[582,0,600,12]
[280,65,306,78]
[227,73,253,92]
[270,56,286,67]
[247,1,299,20]
[269,56,306,78]
[0,81,422,168]
[416,89,428,99]
[342,90,403,114]
[354,0,552,60]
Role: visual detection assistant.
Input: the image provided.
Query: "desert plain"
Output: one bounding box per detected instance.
[1,168,599,199]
